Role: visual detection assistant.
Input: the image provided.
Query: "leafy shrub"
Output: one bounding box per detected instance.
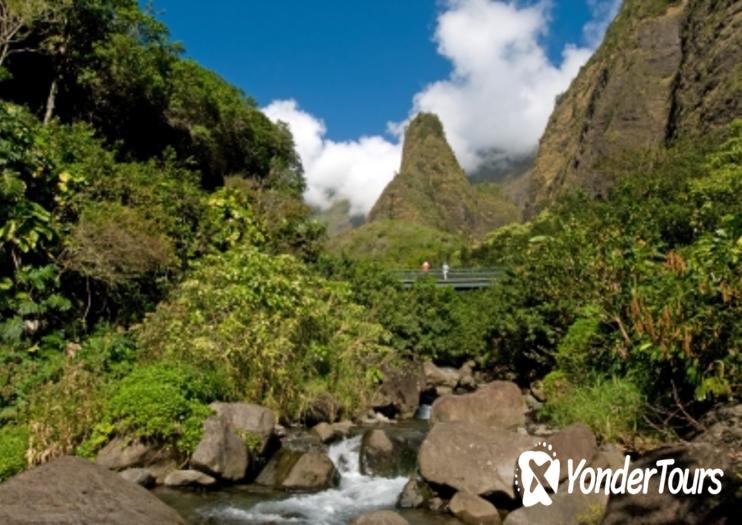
[138,246,393,419]
[73,326,136,379]
[555,305,615,381]
[166,59,303,187]
[195,186,265,253]
[464,122,741,432]
[541,373,644,443]
[0,424,28,482]
[0,341,66,423]
[84,361,230,455]
[26,364,105,465]
[319,257,501,366]
[327,219,464,267]
[63,202,176,287]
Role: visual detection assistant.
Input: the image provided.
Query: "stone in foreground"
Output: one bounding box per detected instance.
[350,510,410,525]
[0,456,185,525]
[360,428,397,477]
[397,477,433,509]
[546,422,597,481]
[601,443,735,525]
[210,401,276,456]
[163,469,217,487]
[256,449,339,491]
[418,421,533,499]
[430,381,526,429]
[449,491,501,525]
[503,486,607,525]
[190,415,248,481]
[119,467,155,488]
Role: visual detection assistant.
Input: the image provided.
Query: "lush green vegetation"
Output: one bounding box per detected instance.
[137,246,393,419]
[479,129,739,434]
[541,373,643,443]
[323,122,740,445]
[327,219,464,267]
[0,0,379,479]
[0,424,27,481]
[367,113,520,239]
[0,0,738,483]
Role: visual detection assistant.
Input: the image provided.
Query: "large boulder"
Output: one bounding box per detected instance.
[190,415,248,481]
[601,442,736,525]
[372,364,424,419]
[418,421,533,499]
[547,423,597,482]
[350,510,410,525]
[163,469,217,488]
[449,491,501,525]
[119,468,155,488]
[95,437,177,483]
[397,477,434,509]
[312,422,337,443]
[304,392,340,425]
[96,437,172,470]
[504,486,607,525]
[0,456,185,525]
[359,428,418,478]
[360,428,396,476]
[693,403,742,475]
[430,381,526,430]
[210,402,276,456]
[423,361,461,389]
[255,449,339,491]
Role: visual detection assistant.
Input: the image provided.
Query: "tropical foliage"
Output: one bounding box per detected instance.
[0,0,738,482]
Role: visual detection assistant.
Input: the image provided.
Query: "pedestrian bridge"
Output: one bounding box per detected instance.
[393,268,503,289]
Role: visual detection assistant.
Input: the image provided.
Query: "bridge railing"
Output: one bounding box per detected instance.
[391,268,504,288]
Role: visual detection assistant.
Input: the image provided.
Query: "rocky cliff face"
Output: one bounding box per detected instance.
[526,0,742,215]
[369,113,519,238]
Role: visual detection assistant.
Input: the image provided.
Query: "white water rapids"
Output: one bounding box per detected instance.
[197,435,408,525]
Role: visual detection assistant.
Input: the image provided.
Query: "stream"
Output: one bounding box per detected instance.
[155,417,454,525]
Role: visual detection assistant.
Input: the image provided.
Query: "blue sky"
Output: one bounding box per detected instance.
[148,0,620,214]
[152,0,599,141]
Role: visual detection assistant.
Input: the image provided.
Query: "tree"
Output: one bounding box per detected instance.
[0,0,55,68]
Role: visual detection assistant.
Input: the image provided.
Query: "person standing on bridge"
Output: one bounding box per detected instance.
[442,261,450,280]
[422,261,431,272]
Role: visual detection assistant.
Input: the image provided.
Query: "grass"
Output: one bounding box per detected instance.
[540,372,644,444]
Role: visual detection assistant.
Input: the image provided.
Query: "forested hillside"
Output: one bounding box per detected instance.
[329,113,520,266]
[0,0,391,480]
[526,0,741,214]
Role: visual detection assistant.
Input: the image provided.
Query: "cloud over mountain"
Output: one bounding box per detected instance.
[264,0,617,215]
[263,100,401,216]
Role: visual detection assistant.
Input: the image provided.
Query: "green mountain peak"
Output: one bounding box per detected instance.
[368,112,519,238]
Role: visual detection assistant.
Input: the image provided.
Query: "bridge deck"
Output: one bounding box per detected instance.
[393,268,502,289]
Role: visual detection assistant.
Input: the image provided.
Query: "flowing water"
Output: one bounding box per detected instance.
[156,416,450,525]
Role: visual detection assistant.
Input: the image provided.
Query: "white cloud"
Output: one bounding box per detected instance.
[399,0,593,171]
[264,0,618,214]
[263,100,401,216]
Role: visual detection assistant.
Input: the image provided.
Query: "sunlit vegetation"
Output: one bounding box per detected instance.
[0,0,738,482]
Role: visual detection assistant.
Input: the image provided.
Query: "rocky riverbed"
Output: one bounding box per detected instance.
[0,361,738,525]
